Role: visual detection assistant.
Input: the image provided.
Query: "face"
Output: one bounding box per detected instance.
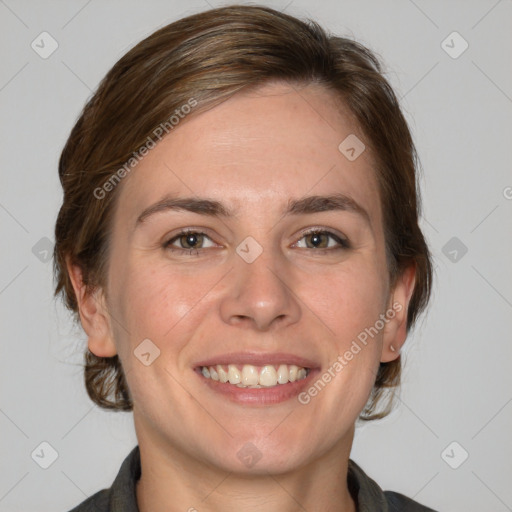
[76,82,412,475]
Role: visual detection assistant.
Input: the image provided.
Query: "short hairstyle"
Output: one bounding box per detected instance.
[53,4,432,420]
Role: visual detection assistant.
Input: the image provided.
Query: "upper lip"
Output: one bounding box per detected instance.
[194,352,319,369]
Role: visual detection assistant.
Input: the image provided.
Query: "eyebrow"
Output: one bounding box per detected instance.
[135,193,370,227]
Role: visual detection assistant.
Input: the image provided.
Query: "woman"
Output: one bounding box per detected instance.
[55,4,436,511]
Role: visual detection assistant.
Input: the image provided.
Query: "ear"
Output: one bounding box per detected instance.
[66,257,117,357]
[380,263,416,363]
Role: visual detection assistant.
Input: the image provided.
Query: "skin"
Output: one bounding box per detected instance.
[68,81,415,512]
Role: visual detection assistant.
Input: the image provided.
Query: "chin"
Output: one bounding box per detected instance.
[202,434,315,476]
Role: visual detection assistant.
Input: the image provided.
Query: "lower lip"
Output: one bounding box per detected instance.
[195,368,320,405]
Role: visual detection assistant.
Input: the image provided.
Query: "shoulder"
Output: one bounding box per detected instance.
[384,490,438,511]
[65,445,141,512]
[348,459,438,511]
[67,490,109,512]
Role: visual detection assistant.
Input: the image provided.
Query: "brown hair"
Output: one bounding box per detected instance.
[53,4,432,420]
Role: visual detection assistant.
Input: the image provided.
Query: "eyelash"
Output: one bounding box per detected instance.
[162,228,350,256]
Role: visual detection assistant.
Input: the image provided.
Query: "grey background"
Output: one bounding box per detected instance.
[1,0,511,511]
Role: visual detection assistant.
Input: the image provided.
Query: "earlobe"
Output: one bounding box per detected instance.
[66,258,117,358]
[381,264,416,363]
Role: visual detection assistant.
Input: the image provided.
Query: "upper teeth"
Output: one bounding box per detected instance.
[201,364,308,388]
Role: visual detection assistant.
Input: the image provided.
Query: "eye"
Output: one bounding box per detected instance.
[163,228,350,256]
[163,229,216,255]
[294,229,350,250]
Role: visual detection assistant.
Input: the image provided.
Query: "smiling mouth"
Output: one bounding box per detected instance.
[198,363,310,388]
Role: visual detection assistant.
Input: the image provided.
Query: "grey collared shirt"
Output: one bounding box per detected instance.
[68,445,438,511]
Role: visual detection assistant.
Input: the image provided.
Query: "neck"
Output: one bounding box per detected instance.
[135,429,357,512]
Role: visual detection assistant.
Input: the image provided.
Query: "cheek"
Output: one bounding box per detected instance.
[301,258,387,407]
[107,262,203,402]
[300,268,386,420]
[109,258,218,361]
[309,260,388,346]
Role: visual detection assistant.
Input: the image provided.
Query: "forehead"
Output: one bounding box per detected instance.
[115,82,381,228]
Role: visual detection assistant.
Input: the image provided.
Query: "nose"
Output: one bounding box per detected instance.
[219,243,301,331]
